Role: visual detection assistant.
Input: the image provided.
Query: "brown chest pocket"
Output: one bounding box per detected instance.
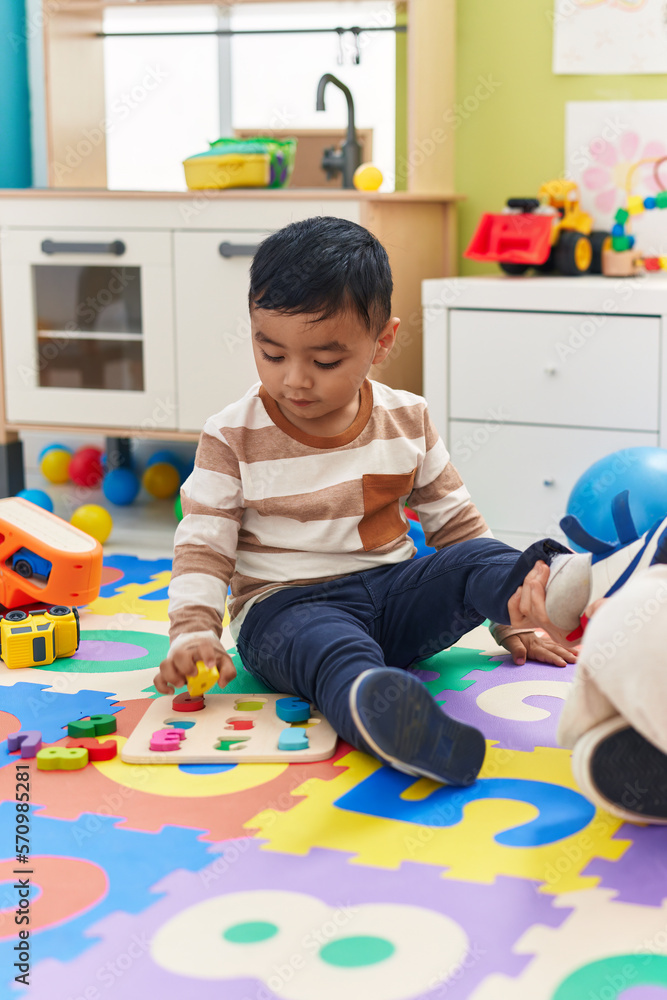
[359,469,417,551]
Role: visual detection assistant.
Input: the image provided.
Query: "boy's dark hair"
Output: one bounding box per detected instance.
[248,216,392,333]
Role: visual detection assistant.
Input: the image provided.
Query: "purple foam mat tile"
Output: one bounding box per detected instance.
[25,839,570,1000]
[583,824,667,907]
[408,667,441,683]
[438,656,576,751]
[620,988,667,998]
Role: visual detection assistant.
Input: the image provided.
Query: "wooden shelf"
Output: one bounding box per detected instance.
[5,187,462,203]
[6,421,200,442]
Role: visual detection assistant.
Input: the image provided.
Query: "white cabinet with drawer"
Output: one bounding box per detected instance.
[423,275,667,546]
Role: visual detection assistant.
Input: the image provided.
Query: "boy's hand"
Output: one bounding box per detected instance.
[507,561,580,650]
[499,630,577,668]
[154,636,236,695]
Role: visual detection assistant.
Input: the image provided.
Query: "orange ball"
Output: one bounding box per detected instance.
[70,504,113,544]
[353,163,383,192]
[40,448,71,484]
[142,462,181,499]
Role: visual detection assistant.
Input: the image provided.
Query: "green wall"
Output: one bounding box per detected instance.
[456,0,667,274]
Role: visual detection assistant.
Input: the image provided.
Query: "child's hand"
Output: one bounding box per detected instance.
[507,561,580,649]
[154,636,236,695]
[499,630,577,668]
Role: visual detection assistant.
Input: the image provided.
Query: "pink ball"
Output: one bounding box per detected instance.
[69,447,104,488]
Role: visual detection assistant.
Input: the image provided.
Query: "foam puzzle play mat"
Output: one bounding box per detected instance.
[2,552,667,999]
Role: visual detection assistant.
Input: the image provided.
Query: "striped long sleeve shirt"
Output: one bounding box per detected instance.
[168,378,492,650]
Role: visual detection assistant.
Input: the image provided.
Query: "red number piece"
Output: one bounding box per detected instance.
[66,738,117,761]
[172,692,205,713]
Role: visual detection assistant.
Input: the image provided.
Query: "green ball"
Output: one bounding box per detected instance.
[174,495,183,521]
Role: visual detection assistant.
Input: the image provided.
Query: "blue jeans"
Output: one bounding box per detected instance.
[236,536,568,753]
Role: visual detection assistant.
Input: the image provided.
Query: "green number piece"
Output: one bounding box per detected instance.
[67,713,117,738]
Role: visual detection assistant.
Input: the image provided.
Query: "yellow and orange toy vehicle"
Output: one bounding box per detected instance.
[0,605,80,669]
[0,497,102,609]
[466,179,610,277]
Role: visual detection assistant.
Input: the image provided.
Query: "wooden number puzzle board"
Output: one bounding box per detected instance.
[121,693,338,763]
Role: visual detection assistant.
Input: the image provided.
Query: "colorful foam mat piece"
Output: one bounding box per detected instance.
[1,553,666,1000]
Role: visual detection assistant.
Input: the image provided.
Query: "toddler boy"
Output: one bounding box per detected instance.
[156,217,664,786]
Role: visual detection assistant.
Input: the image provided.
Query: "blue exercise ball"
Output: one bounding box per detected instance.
[103,467,140,506]
[17,489,54,512]
[566,447,667,547]
[146,449,179,468]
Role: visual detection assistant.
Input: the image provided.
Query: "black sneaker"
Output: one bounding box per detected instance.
[349,667,486,787]
[572,716,667,824]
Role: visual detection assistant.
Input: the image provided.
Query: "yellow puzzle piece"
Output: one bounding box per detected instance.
[187,660,220,697]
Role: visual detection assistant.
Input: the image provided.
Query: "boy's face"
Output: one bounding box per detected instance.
[251,307,399,435]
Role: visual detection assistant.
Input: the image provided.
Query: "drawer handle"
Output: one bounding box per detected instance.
[544,366,558,376]
[543,478,556,487]
[219,242,260,258]
[41,239,126,256]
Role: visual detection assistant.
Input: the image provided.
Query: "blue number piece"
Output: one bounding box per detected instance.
[278,727,309,751]
[275,697,310,723]
[335,768,595,847]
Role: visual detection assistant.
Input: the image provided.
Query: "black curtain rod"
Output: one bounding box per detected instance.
[98,24,406,38]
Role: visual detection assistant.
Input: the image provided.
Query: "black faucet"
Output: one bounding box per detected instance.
[316,73,362,189]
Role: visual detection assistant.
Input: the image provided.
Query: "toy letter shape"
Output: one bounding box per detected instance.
[278,728,309,751]
[66,738,117,761]
[8,730,42,758]
[187,661,219,698]
[150,728,186,752]
[67,713,117,738]
[37,746,89,770]
[275,697,310,723]
[172,692,205,713]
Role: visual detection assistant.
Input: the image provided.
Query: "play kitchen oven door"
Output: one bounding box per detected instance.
[0,229,176,429]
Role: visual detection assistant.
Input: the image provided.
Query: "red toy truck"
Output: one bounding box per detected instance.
[465,180,610,276]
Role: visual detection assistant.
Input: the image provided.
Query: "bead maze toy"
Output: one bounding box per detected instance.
[465,179,610,276]
[0,497,102,608]
[121,693,338,763]
[602,155,667,276]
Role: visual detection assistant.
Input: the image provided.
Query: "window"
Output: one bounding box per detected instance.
[103,2,396,191]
